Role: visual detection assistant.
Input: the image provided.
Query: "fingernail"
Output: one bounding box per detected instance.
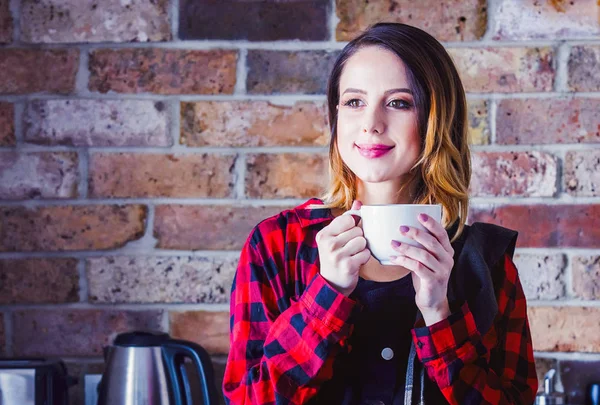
[419,213,428,222]
[400,226,409,233]
[391,240,401,248]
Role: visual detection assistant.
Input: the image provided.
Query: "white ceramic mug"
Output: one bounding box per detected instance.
[343,204,442,265]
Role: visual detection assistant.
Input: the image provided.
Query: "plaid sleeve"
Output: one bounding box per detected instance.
[411,253,538,404]
[223,225,359,405]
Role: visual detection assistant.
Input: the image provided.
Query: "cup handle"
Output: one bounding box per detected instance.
[343,209,362,217]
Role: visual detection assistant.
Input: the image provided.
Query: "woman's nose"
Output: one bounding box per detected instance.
[362,107,385,135]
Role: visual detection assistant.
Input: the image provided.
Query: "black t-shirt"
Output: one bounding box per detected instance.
[311,274,418,405]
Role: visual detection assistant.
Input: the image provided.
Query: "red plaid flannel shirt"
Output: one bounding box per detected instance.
[223,199,538,404]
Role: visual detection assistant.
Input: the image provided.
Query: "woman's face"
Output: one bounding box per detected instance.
[336,45,421,187]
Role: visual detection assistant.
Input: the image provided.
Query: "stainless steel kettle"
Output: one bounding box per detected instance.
[97,331,218,405]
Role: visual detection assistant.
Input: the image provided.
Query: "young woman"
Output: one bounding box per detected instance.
[223,23,538,405]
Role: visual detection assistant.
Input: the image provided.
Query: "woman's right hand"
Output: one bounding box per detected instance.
[315,200,371,297]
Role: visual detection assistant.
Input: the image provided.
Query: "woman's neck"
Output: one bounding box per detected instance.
[355,179,414,205]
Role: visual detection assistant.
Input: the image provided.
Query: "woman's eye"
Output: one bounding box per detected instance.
[342,99,362,108]
[388,99,412,109]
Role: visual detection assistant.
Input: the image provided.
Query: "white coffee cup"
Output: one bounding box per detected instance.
[343,204,442,266]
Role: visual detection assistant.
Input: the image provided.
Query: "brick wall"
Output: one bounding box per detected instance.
[1,0,599,404]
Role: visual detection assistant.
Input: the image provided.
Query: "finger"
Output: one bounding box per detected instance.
[389,254,433,279]
[332,226,363,250]
[398,225,450,262]
[322,213,357,237]
[350,200,362,226]
[390,241,441,272]
[338,235,367,257]
[350,248,371,266]
[417,213,454,256]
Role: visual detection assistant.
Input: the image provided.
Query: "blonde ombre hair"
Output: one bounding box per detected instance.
[315,23,471,243]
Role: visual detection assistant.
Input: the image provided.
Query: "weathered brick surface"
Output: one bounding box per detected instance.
[568,46,600,92]
[469,151,557,197]
[24,100,171,147]
[448,48,554,93]
[170,310,230,355]
[89,153,235,198]
[154,205,285,250]
[565,151,600,197]
[528,307,600,352]
[467,100,489,145]
[20,0,171,43]
[0,258,79,304]
[0,102,15,146]
[496,99,600,145]
[0,205,146,252]
[180,0,328,41]
[0,49,78,94]
[12,309,164,356]
[513,253,566,300]
[0,0,11,43]
[246,153,328,199]
[87,256,237,303]
[469,205,600,248]
[89,49,237,94]
[571,255,600,300]
[560,360,600,404]
[336,0,487,42]
[534,357,557,391]
[0,152,79,200]
[180,101,329,147]
[247,50,339,94]
[492,0,600,40]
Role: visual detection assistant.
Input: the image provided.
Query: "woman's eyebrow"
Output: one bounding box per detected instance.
[341,87,413,96]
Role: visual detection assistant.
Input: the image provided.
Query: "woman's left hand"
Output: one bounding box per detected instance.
[389,213,455,325]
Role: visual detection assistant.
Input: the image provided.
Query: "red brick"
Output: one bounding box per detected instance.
[245,153,328,198]
[469,205,600,248]
[571,255,600,300]
[568,46,600,92]
[247,50,339,95]
[89,153,235,198]
[170,310,230,355]
[469,151,557,197]
[0,205,146,252]
[89,49,237,94]
[448,47,554,93]
[496,99,600,145]
[0,258,79,304]
[20,0,171,43]
[0,49,78,94]
[565,150,600,197]
[87,256,237,303]
[12,309,164,356]
[0,102,14,146]
[336,0,487,41]
[492,0,600,40]
[24,99,171,147]
[528,306,600,352]
[154,205,286,250]
[0,152,79,199]
[180,101,329,147]
[179,0,328,41]
[0,0,12,43]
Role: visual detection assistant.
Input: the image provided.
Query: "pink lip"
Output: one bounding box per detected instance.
[355,143,394,158]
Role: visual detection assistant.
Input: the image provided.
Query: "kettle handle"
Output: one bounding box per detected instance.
[162,339,219,405]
